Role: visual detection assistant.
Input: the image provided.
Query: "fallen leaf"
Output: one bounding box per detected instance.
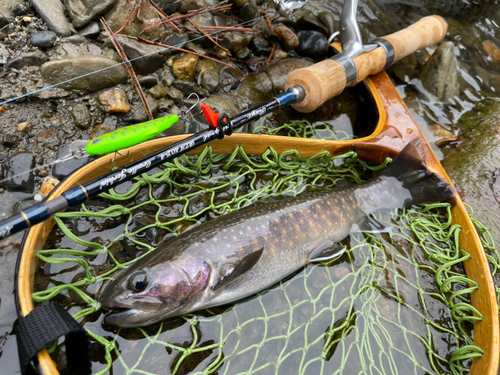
[434,136,461,147]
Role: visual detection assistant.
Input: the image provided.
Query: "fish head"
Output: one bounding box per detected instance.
[100,252,210,327]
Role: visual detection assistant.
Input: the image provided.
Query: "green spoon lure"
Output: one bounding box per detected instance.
[69,114,179,158]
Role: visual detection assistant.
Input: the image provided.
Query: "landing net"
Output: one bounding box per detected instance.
[32,121,495,375]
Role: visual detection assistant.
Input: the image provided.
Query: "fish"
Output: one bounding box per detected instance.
[99,138,455,328]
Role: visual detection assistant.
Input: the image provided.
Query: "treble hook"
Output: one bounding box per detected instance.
[179,93,207,120]
[111,150,130,163]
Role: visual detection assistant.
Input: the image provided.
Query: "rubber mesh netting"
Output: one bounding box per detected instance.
[31,120,498,375]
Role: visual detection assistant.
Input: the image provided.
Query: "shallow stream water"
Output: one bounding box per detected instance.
[0,0,499,373]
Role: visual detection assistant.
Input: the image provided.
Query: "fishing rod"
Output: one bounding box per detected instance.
[0,0,448,241]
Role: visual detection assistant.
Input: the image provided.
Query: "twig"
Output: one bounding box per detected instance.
[142,3,233,33]
[135,36,237,69]
[116,4,139,33]
[202,26,256,33]
[266,43,276,64]
[102,18,153,120]
[148,0,179,32]
[261,10,274,32]
[187,18,232,56]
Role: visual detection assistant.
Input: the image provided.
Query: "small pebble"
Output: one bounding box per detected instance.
[13,4,29,16]
[18,121,32,133]
[40,176,60,196]
[34,194,43,202]
[31,31,58,49]
[23,17,32,23]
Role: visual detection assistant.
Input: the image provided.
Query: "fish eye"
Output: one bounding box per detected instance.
[127,271,148,292]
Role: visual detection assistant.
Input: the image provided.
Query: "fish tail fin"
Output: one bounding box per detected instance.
[380,138,455,205]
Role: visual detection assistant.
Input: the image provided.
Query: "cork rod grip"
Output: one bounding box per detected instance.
[285,15,448,113]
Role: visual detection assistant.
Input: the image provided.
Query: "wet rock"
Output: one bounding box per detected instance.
[104,36,170,75]
[139,76,158,88]
[421,41,459,104]
[296,30,328,60]
[163,34,189,53]
[275,26,299,51]
[273,49,287,60]
[40,177,60,196]
[318,11,336,36]
[18,121,32,133]
[483,40,500,65]
[71,103,92,129]
[237,71,274,105]
[297,15,329,37]
[3,51,48,71]
[98,88,130,113]
[239,2,257,22]
[126,95,158,122]
[41,57,128,92]
[185,13,214,47]
[32,0,72,36]
[105,0,162,39]
[172,80,195,96]
[231,0,249,7]
[474,65,500,93]
[90,124,112,139]
[151,0,181,15]
[65,0,116,28]
[102,115,117,130]
[172,53,199,81]
[249,36,272,57]
[52,39,103,58]
[37,128,60,150]
[237,58,312,105]
[266,58,312,92]
[196,59,219,92]
[166,87,184,103]
[185,42,207,56]
[220,32,250,53]
[30,31,58,48]
[162,77,173,86]
[219,64,243,91]
[236,47,251,60]
[3,153,35,192]
[149,84,169,99]
[158,99,174,112]
[179,0,214,14]
[0,23,15,38]
[1,134,17,148]
[12,4,29,16]
[52,144,91,179]
[0,17,12,29]
[64,35,88,44]
[200,94,241,117]
[79,22,100,38]
[0,0,21,17]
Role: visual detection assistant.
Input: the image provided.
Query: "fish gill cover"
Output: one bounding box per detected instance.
[32,121,490,375]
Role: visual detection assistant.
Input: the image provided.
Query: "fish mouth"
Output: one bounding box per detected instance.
[104,307,141,327]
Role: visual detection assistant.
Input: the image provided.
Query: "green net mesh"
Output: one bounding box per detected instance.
[31,121,497,375]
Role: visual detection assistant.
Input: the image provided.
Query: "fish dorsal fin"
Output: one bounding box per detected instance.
[212,247,264,291]
[308,241,347,263]
[350,215,393,234]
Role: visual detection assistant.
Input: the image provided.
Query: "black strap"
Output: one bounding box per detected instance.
[17,302,92,375]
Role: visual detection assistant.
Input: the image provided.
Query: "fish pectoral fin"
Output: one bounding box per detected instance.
[308,241,346,263]
[212,247,264,291]
[350,215,393,234]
